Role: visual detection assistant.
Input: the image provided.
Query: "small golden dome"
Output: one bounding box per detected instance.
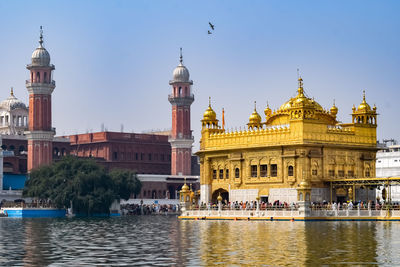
[357,91,371,112]
[190,191,195,198]
[299,180,311,189]
[249,101,262,124]
[330,100,338,116]
[217,194,223,202]
[203,97,217,121]
[264,102,272,117]
[181,183,189,192]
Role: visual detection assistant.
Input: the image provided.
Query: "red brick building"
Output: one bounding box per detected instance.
[2,136,70,175]
[68,131,171,175]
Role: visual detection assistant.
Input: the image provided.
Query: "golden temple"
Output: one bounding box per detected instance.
[197,77,378,204]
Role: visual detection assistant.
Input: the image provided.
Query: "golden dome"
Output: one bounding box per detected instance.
[190,191,195,198]
[299,180,311,189]
[278,77,323,112]
[264,102,272,117]
[249,102,262,125]
[181,183,189,192]
[217,194,223,202]
[330,100,338,116]
[357,91,371,112]
[203,97,217,121]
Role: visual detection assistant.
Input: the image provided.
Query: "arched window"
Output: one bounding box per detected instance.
[18,146,25,154]
[305,192,310,201]
[288,166,294,176]
[179,87,182,96]
[9,145,15,151]
[36,72,40,83]
[1,145,7,150]
[44,72,47,83]
[235,168,240,178]
[299,192,303,201]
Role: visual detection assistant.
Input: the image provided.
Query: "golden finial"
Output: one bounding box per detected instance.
[10,87,14,97]
[222,108,225,129]
[267,101,269,108]
[297,76,304,96]
[333,99,336,106]
[362,90,366,102]
[254,101,257,111]
[208,96,211,107]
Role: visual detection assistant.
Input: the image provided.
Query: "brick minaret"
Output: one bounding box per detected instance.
[26,27,56,171]
[168,49,194,176]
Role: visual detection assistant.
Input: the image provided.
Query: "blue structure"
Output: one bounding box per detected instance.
[3,174,27,190]
[3,208,66,218]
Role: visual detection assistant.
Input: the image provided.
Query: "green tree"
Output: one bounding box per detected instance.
[23,156,141,215]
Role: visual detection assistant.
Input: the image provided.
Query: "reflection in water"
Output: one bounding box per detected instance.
[0,217,399,266]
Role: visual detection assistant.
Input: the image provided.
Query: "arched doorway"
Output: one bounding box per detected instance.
[212,188,229,204]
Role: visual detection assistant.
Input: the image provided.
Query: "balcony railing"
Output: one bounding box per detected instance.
[25,80,56,86]
[168,94,194,101]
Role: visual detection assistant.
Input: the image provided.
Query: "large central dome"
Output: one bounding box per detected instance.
[278,78,323,111]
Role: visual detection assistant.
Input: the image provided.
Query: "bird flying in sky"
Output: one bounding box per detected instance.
[209,22,215,30]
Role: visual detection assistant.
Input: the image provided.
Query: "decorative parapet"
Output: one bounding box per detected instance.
[327,125,355,134]
[202,124,292,150]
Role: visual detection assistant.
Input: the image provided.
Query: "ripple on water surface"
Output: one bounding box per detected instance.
[0,216,399,266]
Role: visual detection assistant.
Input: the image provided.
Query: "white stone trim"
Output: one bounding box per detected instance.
[24,131,54,141]
[200,184,211,204]
[26,84,55,95]
[230,189,259,203]
[169,138,193,149]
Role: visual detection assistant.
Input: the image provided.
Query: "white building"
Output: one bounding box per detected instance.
[0,88,28,136]
[376,142,400,202]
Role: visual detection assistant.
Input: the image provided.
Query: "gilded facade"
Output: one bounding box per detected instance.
[197,78,378,204]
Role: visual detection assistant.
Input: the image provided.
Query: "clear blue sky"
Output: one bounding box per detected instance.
[0,0,399,150]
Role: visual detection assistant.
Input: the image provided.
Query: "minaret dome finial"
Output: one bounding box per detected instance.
[180,47,183,64]
[10,87,14,96]
[39,26,44,47]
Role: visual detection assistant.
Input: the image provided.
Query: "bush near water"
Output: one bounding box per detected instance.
[23,156,142,215]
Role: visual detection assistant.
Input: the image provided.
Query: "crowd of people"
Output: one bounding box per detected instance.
[120,203,180,215]
[194,200,298,211]
[190,199,400,211]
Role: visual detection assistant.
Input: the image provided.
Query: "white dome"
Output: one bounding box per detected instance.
[31,46,50,66]
[172,63,190,82]
[0,90,27,111]
[31,29,51,66]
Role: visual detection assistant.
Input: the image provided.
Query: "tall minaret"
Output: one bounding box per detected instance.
[25,27,56,171]
[168,48,194,176]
